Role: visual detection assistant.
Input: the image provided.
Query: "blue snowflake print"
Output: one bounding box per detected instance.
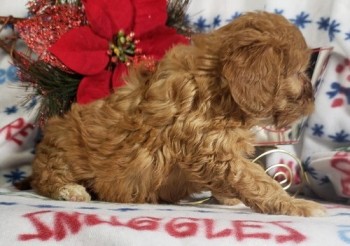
[346,32,350,41]
[25,97,38,110]
[311,124,324,137]
[290,12,312,28]
[193,209,216,214]
[109,207,140,212]
[226,12,242,22]
[319,176,330,185]
[212,15,222,28]
[274,9,284,15]
[328,20,341,41]
[31,204,63,209]
[317,17,330,30]
[6,65,19,82]
[156,208,175,212]
[328,130,350,143]
[326,83,338,99]
[0,202,17,206]
[3,168,26,184]
[317,17,341,42]
[4,105,18,115]
[78,206,99,210]
[302,157,318,180]
[326,82,350,104]
[193,16,211,32]
[3,23,14,30]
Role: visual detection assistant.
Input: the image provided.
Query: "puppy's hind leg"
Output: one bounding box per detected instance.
[56,184,91,202]
[30,153,91,202]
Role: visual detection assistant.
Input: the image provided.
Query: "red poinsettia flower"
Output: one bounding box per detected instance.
[49,0,189,104]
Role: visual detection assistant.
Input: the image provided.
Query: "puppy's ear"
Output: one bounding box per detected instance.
[220,29,281,118]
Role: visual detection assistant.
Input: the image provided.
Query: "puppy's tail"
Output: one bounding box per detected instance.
[14,175,33,190]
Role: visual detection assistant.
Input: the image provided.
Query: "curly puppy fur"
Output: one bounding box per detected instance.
[30,12,325,216]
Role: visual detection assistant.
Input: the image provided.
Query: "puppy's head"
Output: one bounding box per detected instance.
[217,12,314,129]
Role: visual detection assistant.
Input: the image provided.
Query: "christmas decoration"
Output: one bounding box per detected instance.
[50,0,189,104]
[0,0,191,124]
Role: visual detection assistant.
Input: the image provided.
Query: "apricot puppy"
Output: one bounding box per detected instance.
[30,12,325,216]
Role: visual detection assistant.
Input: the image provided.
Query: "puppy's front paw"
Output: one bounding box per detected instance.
[283,198,326,217]
[58,184,91,202]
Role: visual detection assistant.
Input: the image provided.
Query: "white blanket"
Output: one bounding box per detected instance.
[0,192,350,246]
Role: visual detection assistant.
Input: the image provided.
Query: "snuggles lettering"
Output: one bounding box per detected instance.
[18,210,306,243]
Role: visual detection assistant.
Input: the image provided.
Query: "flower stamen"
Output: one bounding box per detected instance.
[108,30,141,69]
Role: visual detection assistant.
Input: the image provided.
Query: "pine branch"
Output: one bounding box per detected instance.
[167,0,193,35]
[1,37,80,124]
[0,38,17,57]
[17,59,81,123]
